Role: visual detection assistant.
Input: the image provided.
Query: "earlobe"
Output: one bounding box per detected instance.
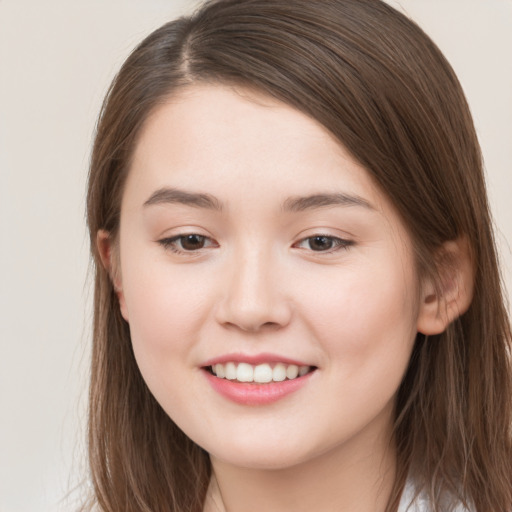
[96,230,129,322]
[416,238,474,335]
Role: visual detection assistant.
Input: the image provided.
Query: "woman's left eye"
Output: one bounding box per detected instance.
[158,234,217,254]
[294,235,353,253]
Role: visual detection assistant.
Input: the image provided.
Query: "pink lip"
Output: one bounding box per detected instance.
[202,368,315,406]
[202,352,311,367]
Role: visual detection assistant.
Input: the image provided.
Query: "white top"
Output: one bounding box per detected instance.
[398,480,471,511]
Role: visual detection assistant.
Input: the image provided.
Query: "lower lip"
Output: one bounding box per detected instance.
[203,369,314,406]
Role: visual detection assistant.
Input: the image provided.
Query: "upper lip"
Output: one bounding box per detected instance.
[201,352,313,367]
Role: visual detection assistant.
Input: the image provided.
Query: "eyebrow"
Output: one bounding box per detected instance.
[143,187,374,213]
[143,187,223,211]
[282,192,374,212]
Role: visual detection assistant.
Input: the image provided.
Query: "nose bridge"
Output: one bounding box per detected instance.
[217,240,290,331]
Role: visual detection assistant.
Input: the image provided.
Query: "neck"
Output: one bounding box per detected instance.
[204,423,397,512]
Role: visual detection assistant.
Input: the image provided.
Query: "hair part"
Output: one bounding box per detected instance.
[86,1,512,510]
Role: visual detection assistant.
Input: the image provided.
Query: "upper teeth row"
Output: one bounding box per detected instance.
[211,362,310,383]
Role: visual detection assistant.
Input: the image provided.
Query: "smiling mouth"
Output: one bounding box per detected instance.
[206,362,316,384]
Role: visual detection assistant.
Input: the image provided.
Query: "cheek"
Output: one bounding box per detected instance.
[299,255,419,371]
[120,265,219,429]
[120,252,212,376]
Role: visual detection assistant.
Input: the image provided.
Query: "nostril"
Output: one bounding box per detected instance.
[222,320,283,333]
[260,321,282,331]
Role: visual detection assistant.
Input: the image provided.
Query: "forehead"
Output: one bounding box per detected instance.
[125,83,389,213]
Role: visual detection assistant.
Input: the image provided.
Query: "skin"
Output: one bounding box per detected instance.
[99,84,472,512]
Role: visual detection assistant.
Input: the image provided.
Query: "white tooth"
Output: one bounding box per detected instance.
[225,362,237,380]
[272,363,286,382]
[286,364,299,380]
[214,364,225,378]
[298,365,310,376]
[253,364,273,383]
[237,363,254,382]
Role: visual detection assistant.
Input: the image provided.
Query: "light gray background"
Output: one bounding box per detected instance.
[0,1,510,511]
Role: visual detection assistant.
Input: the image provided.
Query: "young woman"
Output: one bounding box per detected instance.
[84,1,512,510]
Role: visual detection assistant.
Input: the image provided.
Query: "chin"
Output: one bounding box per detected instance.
[212,450,309,471]
[203,433,324,471]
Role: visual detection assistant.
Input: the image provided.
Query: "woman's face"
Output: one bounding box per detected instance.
[114,84,424,470]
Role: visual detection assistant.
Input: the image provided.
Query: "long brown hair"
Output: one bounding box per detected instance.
[85,1,512,510]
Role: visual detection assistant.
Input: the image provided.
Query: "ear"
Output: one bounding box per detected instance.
[417,237,474,335]
[96,229,129,322]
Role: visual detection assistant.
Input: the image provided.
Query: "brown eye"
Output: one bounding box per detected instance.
[294,235,354,253]
[308,236,334,251]
[180,234,206,251]
[158,233,217,254]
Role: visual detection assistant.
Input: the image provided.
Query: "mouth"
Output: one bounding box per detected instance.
[205,362,316,384]
[201,354,318,405]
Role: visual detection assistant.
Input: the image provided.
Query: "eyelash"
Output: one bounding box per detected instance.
[157,233,354,255]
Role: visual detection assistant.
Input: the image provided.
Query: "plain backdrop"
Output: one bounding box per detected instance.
[0,1,511,511]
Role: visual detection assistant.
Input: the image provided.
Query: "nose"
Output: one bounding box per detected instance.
[215,246,292,333]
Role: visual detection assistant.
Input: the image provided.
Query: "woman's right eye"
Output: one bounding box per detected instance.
[158,234,217,254]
